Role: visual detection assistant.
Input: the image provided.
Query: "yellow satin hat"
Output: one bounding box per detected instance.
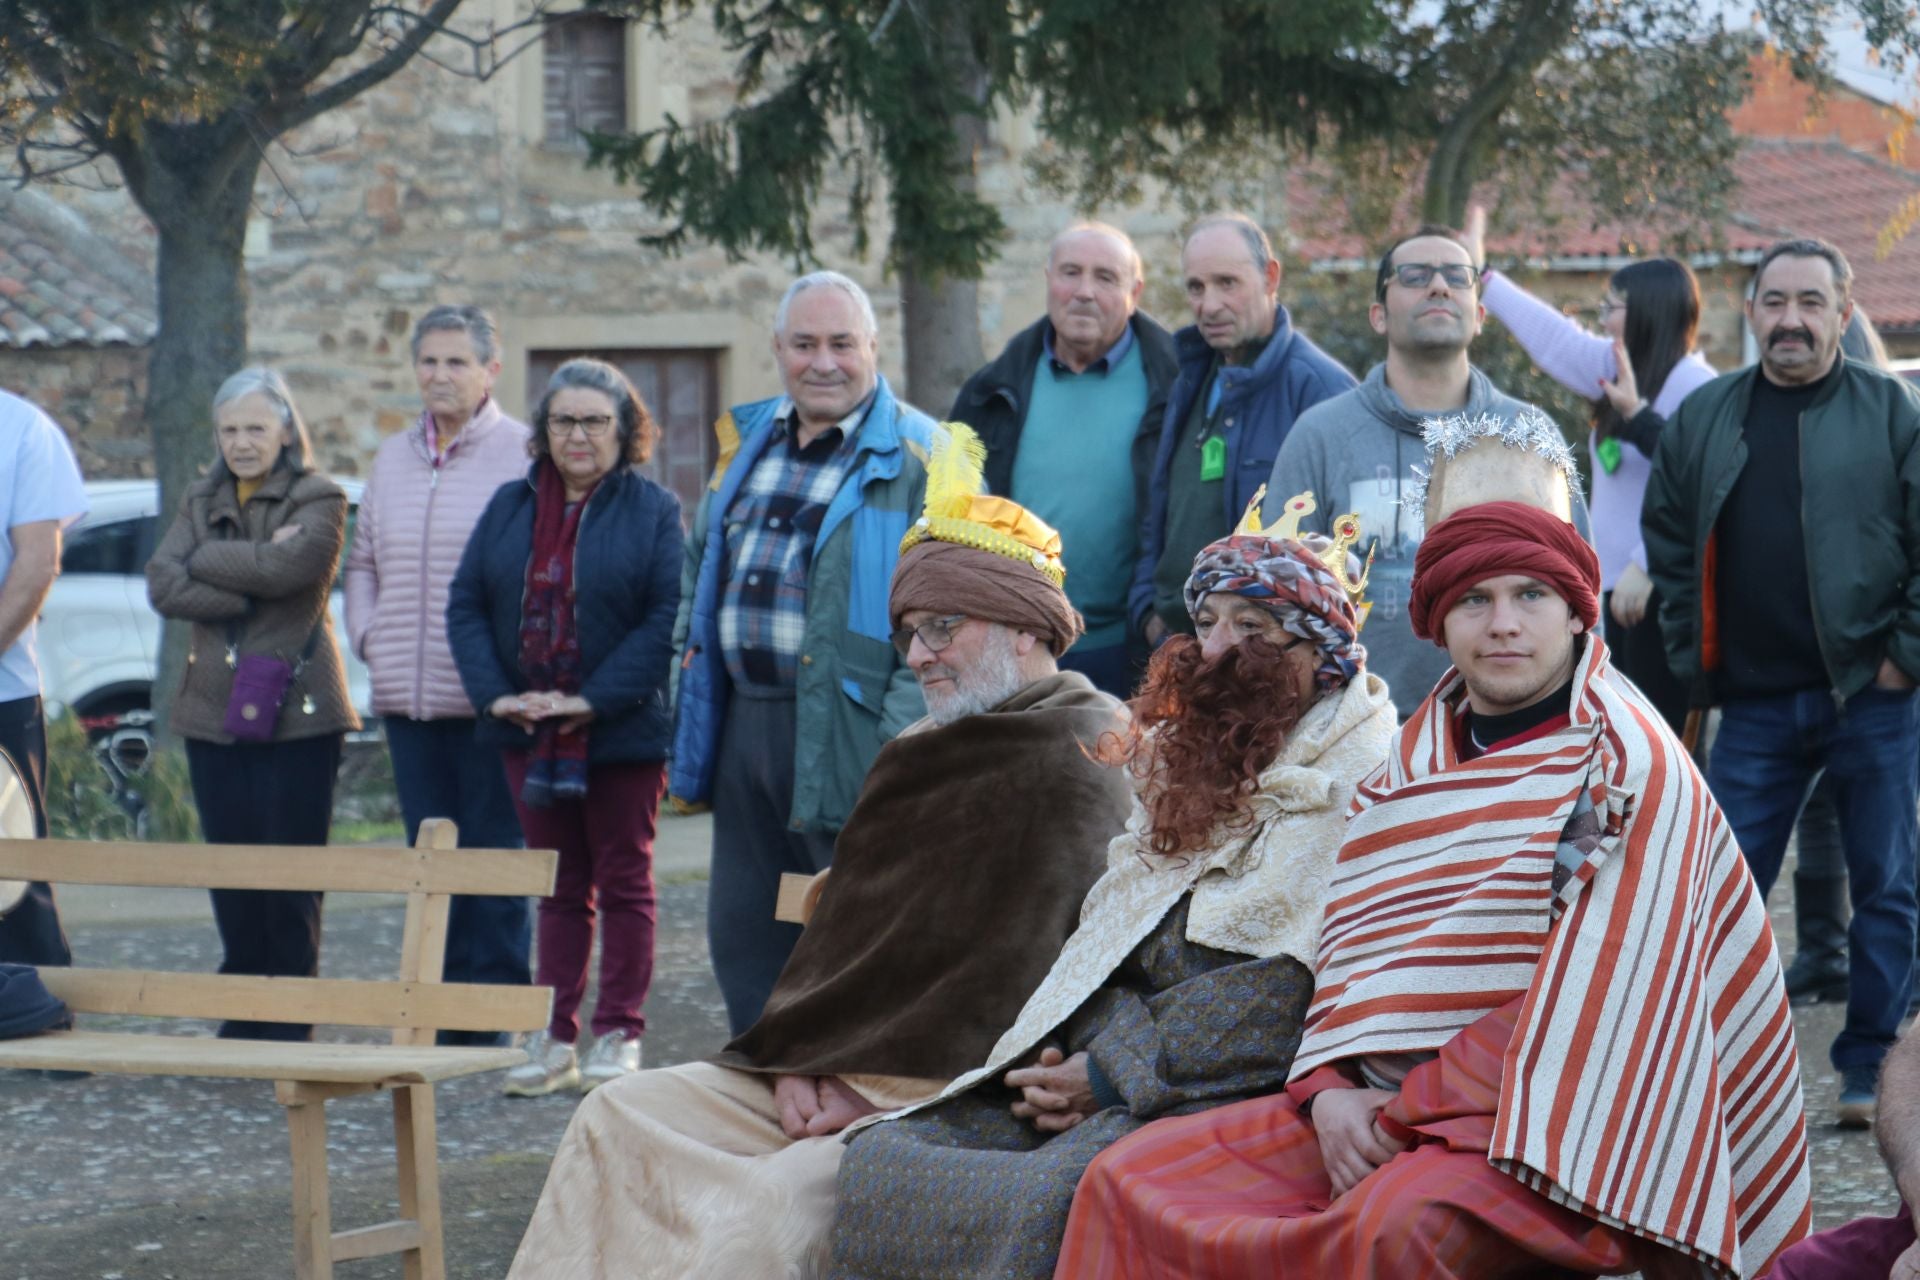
[898,425,1067,587]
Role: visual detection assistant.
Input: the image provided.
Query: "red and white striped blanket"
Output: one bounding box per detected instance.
[1290,638,1810,1277]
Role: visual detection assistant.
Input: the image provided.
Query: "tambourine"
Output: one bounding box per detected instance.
[0,749,38,916]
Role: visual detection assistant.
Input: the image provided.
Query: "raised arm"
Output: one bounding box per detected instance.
[1465,205,1615,402]
[1481,272,1616,403]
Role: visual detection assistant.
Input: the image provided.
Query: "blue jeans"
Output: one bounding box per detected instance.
[385,716,532,990]
[1708,686,1920,1071]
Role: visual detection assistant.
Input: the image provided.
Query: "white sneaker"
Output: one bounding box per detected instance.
[502,1031,579,1098]
[577,1029,642,1092]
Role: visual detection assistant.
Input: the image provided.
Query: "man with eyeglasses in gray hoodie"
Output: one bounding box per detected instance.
[1266,223,1589,718]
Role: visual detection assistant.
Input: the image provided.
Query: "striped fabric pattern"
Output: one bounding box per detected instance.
[1288,638,1810,1278]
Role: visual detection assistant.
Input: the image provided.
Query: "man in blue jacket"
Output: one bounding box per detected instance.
[670,271,942,1034]
[1133,213,1357,645]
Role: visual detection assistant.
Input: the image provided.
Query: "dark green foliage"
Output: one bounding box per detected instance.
[582,0,1920,300]
[585,0,1397,279]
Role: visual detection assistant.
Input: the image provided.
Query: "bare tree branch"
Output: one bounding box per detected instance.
[267,0,469,133]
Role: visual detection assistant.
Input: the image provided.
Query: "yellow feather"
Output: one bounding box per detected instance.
[923,421,987,520]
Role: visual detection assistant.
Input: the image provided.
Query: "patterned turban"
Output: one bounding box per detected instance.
[1183,534,1365,690]
[1408,500,1601,643]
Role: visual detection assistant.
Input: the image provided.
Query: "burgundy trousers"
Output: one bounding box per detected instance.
[503,753,667,1041]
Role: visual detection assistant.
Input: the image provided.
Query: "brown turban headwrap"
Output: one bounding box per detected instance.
[889,540,1084,657]
[1408,501,1602,643]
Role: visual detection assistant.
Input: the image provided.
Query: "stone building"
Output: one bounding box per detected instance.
[8,11,1919,497]
[24,1,1202,510]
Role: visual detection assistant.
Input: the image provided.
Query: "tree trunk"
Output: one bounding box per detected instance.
[1420,0,1582,227]
[118,136,261,744]
[900,264,982,416]
[895,12,989,416]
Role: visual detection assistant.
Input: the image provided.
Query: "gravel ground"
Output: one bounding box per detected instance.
[0,876,1898,1279]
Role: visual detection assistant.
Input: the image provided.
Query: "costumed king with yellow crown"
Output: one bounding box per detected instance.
[1053,407,1809,1280]
[820,484,1396,1280]
[505,425,1135,1280]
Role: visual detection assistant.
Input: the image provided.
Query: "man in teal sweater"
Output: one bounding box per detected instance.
[950,221,1179,697]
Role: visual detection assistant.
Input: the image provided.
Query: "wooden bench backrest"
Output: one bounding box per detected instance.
[3,819,559,1043]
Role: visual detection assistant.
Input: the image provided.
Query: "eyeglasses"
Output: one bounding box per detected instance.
[1389,262,1478,291]
[890,613,970,657]
[1596,298,1625,321]
[547,414,615,438]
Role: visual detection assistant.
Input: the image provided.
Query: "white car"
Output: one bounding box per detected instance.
[40,478,374,764]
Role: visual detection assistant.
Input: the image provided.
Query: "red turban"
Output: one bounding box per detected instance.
[1408,501,1601,644]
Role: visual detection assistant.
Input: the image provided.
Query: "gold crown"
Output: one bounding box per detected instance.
[898,424,1067,586]
[1233,486,1374,631]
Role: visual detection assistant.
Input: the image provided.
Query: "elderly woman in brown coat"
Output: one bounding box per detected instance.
[146,366,360,1041]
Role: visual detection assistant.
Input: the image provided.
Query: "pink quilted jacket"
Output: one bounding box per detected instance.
[344,399,531,720]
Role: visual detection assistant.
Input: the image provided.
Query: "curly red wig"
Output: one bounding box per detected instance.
[1101,632,1311,859]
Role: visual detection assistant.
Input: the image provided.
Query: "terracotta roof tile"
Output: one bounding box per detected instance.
[1732,140,1920,330]
[0,188,154,349]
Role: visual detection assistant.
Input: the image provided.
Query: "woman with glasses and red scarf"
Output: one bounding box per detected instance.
[448,358,682,1098]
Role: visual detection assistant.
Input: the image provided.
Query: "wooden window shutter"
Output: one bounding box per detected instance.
[543,14,629,146]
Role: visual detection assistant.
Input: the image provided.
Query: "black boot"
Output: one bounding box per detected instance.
[1782,872,1849,1005]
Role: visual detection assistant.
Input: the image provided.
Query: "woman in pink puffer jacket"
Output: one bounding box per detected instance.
[343,305,533,1043]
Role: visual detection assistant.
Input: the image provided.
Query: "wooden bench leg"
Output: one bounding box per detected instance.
[394,1083,446,1280]
[285,1096,334,1280]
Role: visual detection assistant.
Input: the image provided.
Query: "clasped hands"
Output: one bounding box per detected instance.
[1005,1046,1099,1133]
[773,1073,880,1139]
[489,691,595,734]
[1309,1086,1409,1198]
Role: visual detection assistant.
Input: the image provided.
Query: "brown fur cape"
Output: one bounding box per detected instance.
[717,671,1131,1080]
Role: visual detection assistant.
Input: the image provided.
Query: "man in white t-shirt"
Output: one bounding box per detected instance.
[0,389,89,968]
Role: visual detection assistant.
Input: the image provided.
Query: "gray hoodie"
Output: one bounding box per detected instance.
[1264,363,1591,719]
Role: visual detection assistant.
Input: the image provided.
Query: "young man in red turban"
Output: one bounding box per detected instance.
[1052,412,1811,1280]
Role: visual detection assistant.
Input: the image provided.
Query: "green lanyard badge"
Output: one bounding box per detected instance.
[1200,435,1226,483]
[1595,435,1622,475]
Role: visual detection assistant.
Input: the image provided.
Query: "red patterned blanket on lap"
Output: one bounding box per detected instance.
[1289,638,1810,1278]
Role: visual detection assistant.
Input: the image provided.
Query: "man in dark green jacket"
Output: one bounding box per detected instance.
[1643,236,1920,1130]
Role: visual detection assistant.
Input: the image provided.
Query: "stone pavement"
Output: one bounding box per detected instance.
[0,817,1901,1279]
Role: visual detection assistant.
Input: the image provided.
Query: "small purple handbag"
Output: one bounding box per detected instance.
[222,621,322,743]
[222,654,296,742]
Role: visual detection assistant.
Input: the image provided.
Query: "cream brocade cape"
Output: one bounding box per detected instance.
[846,671,1397,1138]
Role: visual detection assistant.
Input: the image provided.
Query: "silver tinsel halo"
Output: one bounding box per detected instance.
[1400,407,1584,524]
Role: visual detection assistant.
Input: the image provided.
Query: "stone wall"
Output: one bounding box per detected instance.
[0,345,152,479]
[15,2,1229,479]
[23,3,1902,486]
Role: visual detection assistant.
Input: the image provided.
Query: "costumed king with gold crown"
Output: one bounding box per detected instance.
[823,488,1396,1280]
[1053,406,1810,1280]
[506,425,1134,1280]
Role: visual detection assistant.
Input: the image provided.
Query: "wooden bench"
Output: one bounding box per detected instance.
[0,818,557,1280]
[774,869,830,925]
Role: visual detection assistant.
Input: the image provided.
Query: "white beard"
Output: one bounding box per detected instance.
[921,626,1028,726]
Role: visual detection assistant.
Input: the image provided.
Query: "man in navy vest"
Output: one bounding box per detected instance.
[948,222,1179,697]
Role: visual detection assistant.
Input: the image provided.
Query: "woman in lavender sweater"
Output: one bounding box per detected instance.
[1464,205,1715,730]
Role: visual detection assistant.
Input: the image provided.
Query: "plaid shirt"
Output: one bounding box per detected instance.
[718,395,871,689]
